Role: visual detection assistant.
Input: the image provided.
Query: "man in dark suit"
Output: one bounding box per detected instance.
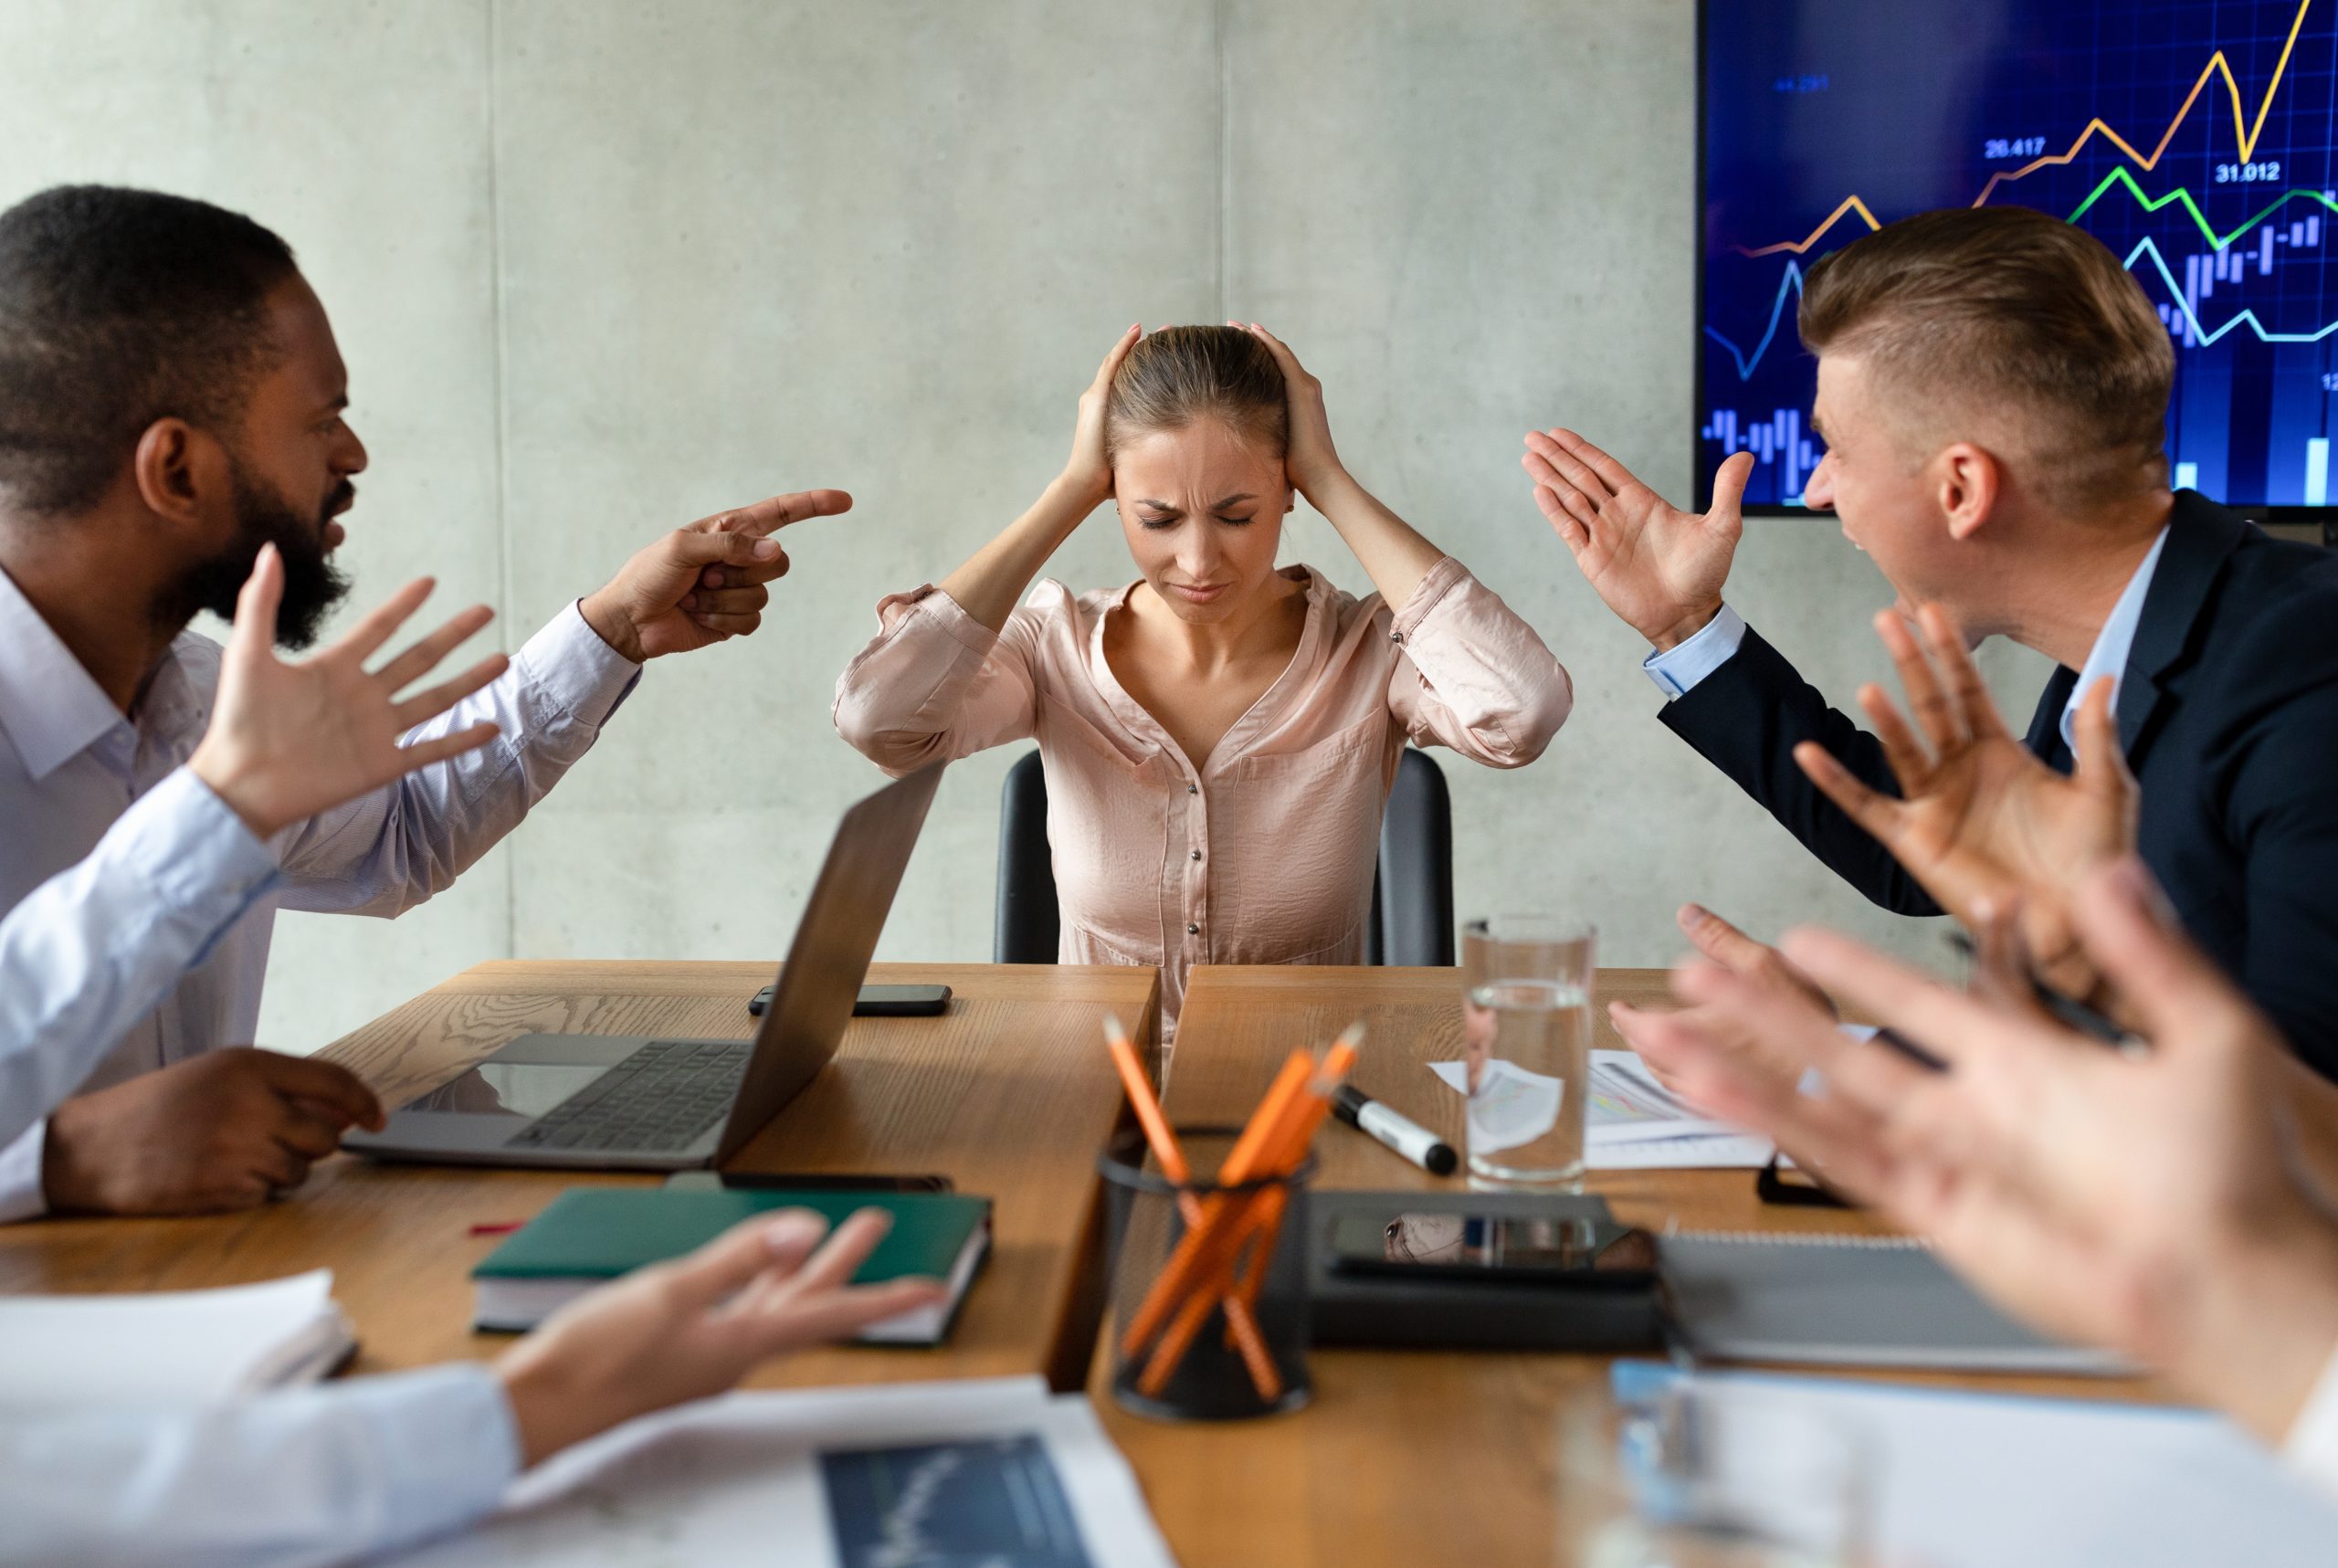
[1527,206,2338,1079]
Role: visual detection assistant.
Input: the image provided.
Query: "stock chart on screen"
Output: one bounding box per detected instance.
[1701,0,2338,514]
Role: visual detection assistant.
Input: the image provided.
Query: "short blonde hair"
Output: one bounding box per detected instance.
[1798,207,2174,512]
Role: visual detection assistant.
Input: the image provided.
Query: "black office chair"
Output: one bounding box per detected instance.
[993,747,1456,966]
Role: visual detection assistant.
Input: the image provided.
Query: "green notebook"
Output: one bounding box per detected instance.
[471,1188,992,1342]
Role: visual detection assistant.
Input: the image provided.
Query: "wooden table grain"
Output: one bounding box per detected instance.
[1095,965,2174,1568]
[0,961,1159,1396]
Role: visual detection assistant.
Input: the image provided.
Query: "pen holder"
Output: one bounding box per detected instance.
[1097,1124,1313,1422]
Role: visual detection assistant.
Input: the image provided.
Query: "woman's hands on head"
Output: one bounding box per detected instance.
[494,1208,946,1468]
[1236,322,1344,502]
[1059,324,1143,512]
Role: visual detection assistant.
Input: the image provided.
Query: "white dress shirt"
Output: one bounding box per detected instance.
[0,1363,521,1567]
[0,564,640,1218]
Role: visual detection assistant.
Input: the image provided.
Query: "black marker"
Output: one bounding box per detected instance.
[1944,931,2135,1047]
[1331,1084,1459,1175]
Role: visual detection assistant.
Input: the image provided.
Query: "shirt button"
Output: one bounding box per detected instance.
[1187,782,1198,795]
[1190,848,1203,860]
[1187,922,1200,935]
[1390,629,1405,644]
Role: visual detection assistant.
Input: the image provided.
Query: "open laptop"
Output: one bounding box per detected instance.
[344,763,944,1172]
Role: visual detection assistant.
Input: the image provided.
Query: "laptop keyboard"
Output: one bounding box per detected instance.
[504,1039,748,1152]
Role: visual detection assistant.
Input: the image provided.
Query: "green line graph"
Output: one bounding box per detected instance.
[2066,164,2338,250]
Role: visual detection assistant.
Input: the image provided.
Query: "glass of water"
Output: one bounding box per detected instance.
[1461,916,1596,1191]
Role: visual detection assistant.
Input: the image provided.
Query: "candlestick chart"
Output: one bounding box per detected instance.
[1702,0,2338,511]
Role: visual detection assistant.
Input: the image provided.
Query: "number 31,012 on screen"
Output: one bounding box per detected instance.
[2217,162,2284,183]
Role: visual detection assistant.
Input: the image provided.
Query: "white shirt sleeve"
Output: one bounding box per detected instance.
[2284,1338,2338,1501]
[1641,605,1749,699]
[272,601,642,916]
[0,1363,521,1568]
[0,766,279,1158]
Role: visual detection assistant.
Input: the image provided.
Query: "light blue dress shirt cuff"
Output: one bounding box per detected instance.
[1641,605,1749,699]
[0,1363,522,1568]
[142,768,284,952]
[348,1363,526,1556]
[0,766,281,1164]
[519,601,645,730]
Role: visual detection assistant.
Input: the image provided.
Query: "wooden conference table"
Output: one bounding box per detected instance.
[0,960,2163,1566]
[0,961,1161,1395]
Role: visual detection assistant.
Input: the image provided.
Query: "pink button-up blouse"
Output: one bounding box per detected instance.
[832,557,1572,1041]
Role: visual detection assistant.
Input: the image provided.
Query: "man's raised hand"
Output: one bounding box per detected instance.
[1791,604,2137,996]
[1524,431,1752,650]
[578,489,854,662]
[188,544,506,839]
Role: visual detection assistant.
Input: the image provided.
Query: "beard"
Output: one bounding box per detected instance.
[163,459,353,650]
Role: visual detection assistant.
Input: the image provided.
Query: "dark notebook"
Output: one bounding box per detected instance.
[472,1187,990,1342]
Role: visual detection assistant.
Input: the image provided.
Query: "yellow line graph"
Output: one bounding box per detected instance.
[1737,0,2318,258]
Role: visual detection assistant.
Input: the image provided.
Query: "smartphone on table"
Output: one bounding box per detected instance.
[750,983,952,1018]
[1325,1210,1658,1288]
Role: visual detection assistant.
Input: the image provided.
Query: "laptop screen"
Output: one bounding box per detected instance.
[712,762,946,1161]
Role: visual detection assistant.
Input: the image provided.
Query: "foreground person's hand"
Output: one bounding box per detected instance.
[41,1048,385,1215]
[1792,603,2137,1001]
[187,545,507,838]
[1525,431,1753,653]
[496,1208,947,1466]
[1610,904,1835,1089]
[1629,861,2338,1447]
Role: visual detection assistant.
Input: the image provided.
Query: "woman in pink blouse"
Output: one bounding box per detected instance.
[834,323,1572,1040]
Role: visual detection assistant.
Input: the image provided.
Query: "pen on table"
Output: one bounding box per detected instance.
[1331,1083,1458,1176]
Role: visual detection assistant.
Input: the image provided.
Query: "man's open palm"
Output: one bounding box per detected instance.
[1794,604,2138,992]
[1523,429,1752,649]
[189,544,507,838]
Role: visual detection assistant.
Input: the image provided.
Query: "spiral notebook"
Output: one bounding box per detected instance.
[1657,1231,2130,1374]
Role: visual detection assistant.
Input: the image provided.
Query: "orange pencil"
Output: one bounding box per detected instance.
[1121,1047,1316,1355]
[1143,1026,1362,1391]
[1102,1016,1283,1400]
[1102,1013,1187,1184]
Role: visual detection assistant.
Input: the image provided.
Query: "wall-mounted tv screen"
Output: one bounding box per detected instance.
[1701,0,2338,517]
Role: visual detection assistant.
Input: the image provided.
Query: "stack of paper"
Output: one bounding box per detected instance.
[0,1271,353,1414]
[1427,1051,1775,1169]
[386,1376,1177,1568]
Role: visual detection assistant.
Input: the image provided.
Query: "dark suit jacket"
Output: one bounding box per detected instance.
[1662,490,2338,1079]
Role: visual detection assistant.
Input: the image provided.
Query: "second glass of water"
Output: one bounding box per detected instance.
[1461,916,1596,1191]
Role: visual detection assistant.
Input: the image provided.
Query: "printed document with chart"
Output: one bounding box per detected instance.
[384,1377,1174,1568]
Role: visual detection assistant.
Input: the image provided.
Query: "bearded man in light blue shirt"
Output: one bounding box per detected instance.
[0,342,939,1568]
[0,184,852,1219]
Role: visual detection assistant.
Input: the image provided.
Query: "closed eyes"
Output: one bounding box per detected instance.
[1139,512,1257,531]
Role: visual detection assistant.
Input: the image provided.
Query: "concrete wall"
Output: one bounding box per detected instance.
[0,1,2050,1050]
